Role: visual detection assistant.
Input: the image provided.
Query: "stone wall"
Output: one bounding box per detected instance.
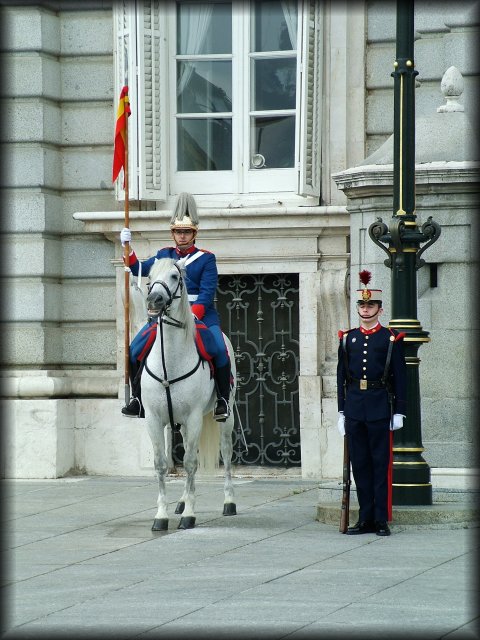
[3,1,476,480]
[1,2,354,479]
[0,3,123,478]
[1,3,120,371]
[365,0,479,156]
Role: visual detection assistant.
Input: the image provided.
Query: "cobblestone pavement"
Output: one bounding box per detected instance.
[2,475,479,639]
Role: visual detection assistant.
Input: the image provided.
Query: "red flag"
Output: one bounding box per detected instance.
[112,86,131,183]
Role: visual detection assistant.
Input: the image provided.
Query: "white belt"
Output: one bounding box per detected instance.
[188,294,198,302]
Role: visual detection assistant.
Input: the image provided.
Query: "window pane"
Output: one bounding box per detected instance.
[177,2,232,55]
[253,57,296,110]
[253,0,297,52]
[251,116,295,168]
[177,61,232,113]
[177,118,232,171]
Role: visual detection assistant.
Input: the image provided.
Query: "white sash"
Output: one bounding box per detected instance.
[184,250,205,266]
[184,251,205,302]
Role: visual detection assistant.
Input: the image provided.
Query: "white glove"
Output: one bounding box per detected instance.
[120,227,132,246]
[337,411,345,437]
[391,414,405,431]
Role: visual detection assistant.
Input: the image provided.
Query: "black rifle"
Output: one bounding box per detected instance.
[339,435,351,533]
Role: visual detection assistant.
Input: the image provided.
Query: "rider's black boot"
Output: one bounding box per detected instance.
[121,361,145,418]
[213,363,231,422]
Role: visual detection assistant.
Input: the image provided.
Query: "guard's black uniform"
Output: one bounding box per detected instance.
[337,323,406,523]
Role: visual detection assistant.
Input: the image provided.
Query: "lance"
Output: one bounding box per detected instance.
[123,104,130,407]
[113,82,131,407]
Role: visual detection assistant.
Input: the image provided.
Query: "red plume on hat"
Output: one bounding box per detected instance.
[359,270,372,286]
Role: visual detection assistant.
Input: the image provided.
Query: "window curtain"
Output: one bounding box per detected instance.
[177,4,214,96]
[281,0,297,49]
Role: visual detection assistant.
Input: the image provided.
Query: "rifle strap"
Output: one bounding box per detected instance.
[342,333,352,385]
[381,330,396,385]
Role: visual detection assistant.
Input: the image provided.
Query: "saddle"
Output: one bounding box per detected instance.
[135,319,215,377]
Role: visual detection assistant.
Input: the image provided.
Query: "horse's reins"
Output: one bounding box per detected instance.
[147,264,184,327]
[144,266,203,431]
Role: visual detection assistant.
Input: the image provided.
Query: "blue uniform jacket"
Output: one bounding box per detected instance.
[337,324,406,422]
[128,245,220,327]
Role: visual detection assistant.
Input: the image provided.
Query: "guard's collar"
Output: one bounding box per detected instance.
[175,245,196,256]
[359,323,382,335]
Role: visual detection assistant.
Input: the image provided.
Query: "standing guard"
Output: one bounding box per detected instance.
[336,270,407,536]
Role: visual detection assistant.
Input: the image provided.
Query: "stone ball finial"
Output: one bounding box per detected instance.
[437,66,464,112]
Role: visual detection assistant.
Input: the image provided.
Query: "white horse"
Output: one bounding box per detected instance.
[140,257,237,530]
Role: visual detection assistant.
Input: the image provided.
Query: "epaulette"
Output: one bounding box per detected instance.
[197,248,213,254]
[338,328,352,339]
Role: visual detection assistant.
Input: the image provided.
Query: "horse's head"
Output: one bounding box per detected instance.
[146,258,187,318]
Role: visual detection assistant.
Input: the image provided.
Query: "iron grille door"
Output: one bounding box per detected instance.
[217,274,300,467]
[170,273,300,467]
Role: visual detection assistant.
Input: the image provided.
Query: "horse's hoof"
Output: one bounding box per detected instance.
[178,516,196,529]
[223,503,237,516]
[151,518,168,531]
[175,501,185,514]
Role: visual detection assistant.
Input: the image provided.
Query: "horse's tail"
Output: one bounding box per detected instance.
[197,335,237,476]
[198,414,220,475]
[225,335,237,403]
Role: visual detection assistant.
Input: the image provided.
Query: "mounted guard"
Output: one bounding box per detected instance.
[134,256,237,529]
[120,192,232,422]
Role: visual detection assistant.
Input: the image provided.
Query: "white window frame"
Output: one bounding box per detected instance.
[168,1,238,195]
[113,0,322,203]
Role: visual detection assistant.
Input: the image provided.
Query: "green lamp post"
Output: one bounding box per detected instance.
[368,0,441,505]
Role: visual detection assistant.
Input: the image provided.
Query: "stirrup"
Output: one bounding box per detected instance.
[213,397,230,422]
[121,397,144,418]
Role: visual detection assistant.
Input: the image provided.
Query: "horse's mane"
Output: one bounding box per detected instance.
[149,258,195,338]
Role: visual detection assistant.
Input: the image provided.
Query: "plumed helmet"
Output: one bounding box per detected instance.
[170,192,199,231]
[356,270,382,304]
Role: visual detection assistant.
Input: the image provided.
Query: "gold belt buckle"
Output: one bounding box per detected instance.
[360,379,368,390]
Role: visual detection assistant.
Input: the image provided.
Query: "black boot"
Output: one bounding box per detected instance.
[121,395,144,418]
[213,363,231,422]
[121,360,145,418]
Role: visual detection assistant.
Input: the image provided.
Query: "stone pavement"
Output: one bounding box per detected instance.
[1,473,479,639]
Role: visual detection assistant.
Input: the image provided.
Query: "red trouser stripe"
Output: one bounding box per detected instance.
[387,430,393,522]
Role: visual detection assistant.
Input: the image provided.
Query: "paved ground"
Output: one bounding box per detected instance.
[1,474,479,639]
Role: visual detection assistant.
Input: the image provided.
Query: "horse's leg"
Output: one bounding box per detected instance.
[220,411,236,516]
[174,424,187,514]
[148,419,170,531]
[177,414,202,529]
[165,424,177,475]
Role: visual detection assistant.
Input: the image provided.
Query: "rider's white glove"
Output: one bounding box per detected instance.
[120,227,132,246]
[337,411,346,437]
[390,414,405,431]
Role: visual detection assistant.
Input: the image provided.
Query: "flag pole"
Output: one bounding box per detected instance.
[123,100,131,407]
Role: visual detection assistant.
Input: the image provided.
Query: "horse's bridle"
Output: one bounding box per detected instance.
[144,262,203,431]
[147,263,185,328]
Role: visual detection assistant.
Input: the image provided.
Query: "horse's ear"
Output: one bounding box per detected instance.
[175,257,188,272]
